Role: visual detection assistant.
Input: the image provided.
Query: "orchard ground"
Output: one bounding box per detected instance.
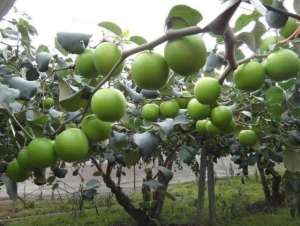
[0,157,241,198]
[1,176,297,226]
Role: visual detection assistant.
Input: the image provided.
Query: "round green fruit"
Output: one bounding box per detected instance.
[6,159,31,182]
[75,49,98,78]
[280,18,298,38]
[93,42,123,76]
[17,148,32,171]
[238,130,257,146]
[187,98,210,120]
[54,128,89,162]
[259,36,278,52]
[211,106,233,128]
[164,35,207,76]
[42,97,54,109]
[131,52,169,90]
[159,100,180,118]
[194,77,221,105]
[141,103,160,121]
[234,61,265,91]
[27,138,56,168]
[196,119,208,134]
[80,114,112,142]
[265,49,300,81]
[91,88,126,122]
[206,121,220,136]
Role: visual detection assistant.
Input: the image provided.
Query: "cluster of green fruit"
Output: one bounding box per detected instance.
[234,48,300,92]
[75,35,207,90]
[5,88,127,182]
[189,77,257,146]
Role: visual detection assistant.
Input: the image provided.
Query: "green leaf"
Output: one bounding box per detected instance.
[58,79,88,112]
[56,32,91,54]
[98,21,122,36]
[166,5,202,29]
[237,32,257,52]
[129,36,147,45]
[234,10,260,32]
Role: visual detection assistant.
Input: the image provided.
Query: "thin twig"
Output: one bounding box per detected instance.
[5,109,33,140]
[51,112,83,138]
[218,53,268,84]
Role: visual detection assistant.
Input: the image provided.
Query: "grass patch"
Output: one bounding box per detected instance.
[5,177,300,226]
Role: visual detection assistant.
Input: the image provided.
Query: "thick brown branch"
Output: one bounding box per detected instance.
[91,156,156,226]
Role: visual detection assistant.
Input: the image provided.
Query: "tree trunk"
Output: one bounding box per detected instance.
[207,159,217,226]
[197,148,207,218]
[102,174,157,226]
[270,168,283,206]
[257,161,271,203]
[150,156,174,219]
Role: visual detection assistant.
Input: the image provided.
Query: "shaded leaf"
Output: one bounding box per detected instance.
[2,175,17,201]
[179,145,197,164]
[123,150,140,167]
[133,132,159,157]
[158,166,173,182]
[156,119,175,137]
[36,52,51,72]
[0,84,19,109]
[111,131,129,148]
[85,179,100,190]
[56,32,91,54]
[8,77,39,100]
[26,67,39,81]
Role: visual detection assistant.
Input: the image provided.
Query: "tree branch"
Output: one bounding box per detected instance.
[263,4,300,21]
[218,53,268,84]
[90,156,157,226]
[50,111,83,138]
